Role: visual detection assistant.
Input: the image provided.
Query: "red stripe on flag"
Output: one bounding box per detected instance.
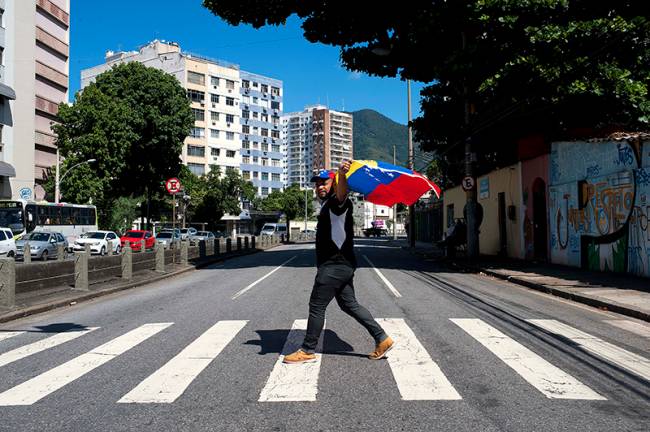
[365,174,435,206]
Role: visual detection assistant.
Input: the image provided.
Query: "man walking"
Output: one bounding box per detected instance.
[283,161,394,364]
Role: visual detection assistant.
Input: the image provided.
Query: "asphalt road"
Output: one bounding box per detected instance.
[0,238,648,432]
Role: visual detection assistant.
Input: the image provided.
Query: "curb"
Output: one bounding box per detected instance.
[451,262,650,323]
[0,247,266,324]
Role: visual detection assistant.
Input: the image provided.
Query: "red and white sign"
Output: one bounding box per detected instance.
[461,176,475,191]
[165,177,182,194]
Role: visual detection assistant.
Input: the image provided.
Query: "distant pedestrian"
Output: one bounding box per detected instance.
[283,161,394,364]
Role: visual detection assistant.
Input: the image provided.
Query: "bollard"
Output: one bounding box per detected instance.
[57,243,65,261]
[122,243,132,280]
[155,242,165,273]
[74,251,89,291]
[180,240,189,265]
[252,236,257,250]
[23,241,31,264]
[236,237,242,251]
[84,243,91,256]
[140,239,146,253]
[226,238,232,253]
[207,238,215,256]
[216,238,223,255]
[244,236,249,250]
[107,239,113,256]
[0,258,16,308]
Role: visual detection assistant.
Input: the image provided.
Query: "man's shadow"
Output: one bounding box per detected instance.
[244,329,368,358]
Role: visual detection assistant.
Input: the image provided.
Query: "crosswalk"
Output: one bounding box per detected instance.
[0,316,648,407]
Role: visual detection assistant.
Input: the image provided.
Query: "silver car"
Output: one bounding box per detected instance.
[156,231,181,249]
[189,230,215,245]
[16,231,68,261]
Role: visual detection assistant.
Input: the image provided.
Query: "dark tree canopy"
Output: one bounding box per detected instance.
[203,0,650,182]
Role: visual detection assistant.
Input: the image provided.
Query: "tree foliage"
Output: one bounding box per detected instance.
[259,184,313,238]
[52,62,193,226]
[203,1,650,182]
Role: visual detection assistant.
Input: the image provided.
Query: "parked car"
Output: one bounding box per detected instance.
[72,230,121,255]
[260,223,287,236]
[16,231,68,261]
[0,227,17,258]
[180,227,198,240]
[120,230,155,252]
[301,228,316,235]
[189,230,216,245]
[156,231,181,249]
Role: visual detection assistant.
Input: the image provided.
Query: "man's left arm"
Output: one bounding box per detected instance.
[335,160,350,204]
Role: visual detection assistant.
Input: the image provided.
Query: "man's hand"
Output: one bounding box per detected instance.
[339,160,351,175]
[335,160,351,203]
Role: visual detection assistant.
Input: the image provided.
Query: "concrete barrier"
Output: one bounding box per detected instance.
[155,243,165,273]
[140,239,146,253]
[122,243,132,280]
[236,237,242,251]
[74,251,89,291]
[181,240,188,265]
[84,243,91,255]
[207,238,215,256]
[0,258,15,308]
[244,237,249,249]
[226,238,232,253]
[23,241,31,264]
[57,243,65,261]
[252,236,256,249]
[107,240,113,256]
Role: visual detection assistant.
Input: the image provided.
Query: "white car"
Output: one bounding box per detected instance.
[0,227,17,258]
[72,230,121,255]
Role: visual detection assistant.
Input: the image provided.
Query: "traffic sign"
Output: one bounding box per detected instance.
[461,176,475,191]
[165,177,182,194]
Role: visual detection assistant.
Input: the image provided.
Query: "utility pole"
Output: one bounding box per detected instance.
[304,187,308,232]
[393,145,397,240]
[462,31,479,259]
[55,148,60,203]
[407,79,416,248]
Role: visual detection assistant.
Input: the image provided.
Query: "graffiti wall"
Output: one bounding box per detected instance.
[549,140,650,277]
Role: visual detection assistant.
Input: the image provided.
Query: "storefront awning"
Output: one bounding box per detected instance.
[0,161,16,177]
[0,83,16,100]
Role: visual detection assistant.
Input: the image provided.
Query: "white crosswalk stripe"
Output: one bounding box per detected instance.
[604,320,650,338]
[0,332,24,343]
[452,319,604,400]
[118,320,247,404]
[0,328,98,369]
[528,319,650,383]
[259,319,325,402]
[0,323,171,406]
[378,318,461,400]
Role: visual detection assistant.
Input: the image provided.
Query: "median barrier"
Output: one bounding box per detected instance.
[207,238,215,256]
[107,240,113,256]
[122,243,132,280]
[251,236,256,249]
[236,237,242,251]
[155,243,165,273]
[23,241,31,264]
[0,258,15,308]
[198,240,207,259]
[226,238,232,253]
[74,251,89,291]
[140,239,146,252]
[180,240,189,265]
[57,244,65,261]
[244,237,249,249]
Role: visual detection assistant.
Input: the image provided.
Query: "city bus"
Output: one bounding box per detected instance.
[0,199,98,242]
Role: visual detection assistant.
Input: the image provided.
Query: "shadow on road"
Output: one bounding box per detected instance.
[0,323,92,333]
[244,329,357,357]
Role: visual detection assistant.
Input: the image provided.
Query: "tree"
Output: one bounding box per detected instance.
[52,62,193,227]
[108,196,144,234]
[259,184,313,240]
[203,1,650,182]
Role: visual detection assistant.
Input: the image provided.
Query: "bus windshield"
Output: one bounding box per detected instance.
[0,202,26,236]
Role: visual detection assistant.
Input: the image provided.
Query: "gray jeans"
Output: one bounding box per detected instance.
[302,258,387,353]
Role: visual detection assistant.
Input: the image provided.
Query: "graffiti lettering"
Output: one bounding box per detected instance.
[614,143,635,166]
[586,164,600,178]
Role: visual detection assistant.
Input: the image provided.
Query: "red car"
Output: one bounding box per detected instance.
[120,230,155,252]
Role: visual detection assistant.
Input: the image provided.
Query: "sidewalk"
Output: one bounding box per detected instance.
[390,239,650,322]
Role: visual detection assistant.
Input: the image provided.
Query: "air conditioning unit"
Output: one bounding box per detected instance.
[212,103,216,108]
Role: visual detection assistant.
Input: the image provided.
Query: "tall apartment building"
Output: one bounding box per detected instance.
[283,105,353,188]
[0,0,70,201]
[81,40,284,196]
[239,71,284,196]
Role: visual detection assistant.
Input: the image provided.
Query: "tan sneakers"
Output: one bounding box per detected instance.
[368,337,395,360]
[283,349,317,364]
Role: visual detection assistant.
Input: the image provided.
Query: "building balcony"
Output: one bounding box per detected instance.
[35,26,69,58]
[36,0,70,28]
[35,95,60,116]
[35,61,69,89]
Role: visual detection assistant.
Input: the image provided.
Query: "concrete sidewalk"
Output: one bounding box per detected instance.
[390,239,650,322]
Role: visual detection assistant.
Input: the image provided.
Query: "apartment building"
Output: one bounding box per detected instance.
[0,0,70,200]
[239,71,284,196]
[283,105,353,188]
[81,41,284,196]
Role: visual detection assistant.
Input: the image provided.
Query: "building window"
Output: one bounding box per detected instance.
[271,86,280,96]
[252,81,258,88]
[261,128,269,137]
[242,170,250,179]
[271,101,280,110]
[226,166,236,174]
[242,125,250,134]
[187,71,205,86]
[210,111,219,122]
[187,145,205,157]
[253,171,259,179]
[271,130,280,139]
[272,115,280,125]
[211,76,219,87]
[261,158,269,166]
[242,156,250,164]
[271,159,280,167]
[253,97,258,104]
[192,108,205,122]
[260,113,268,122]
[272,144,280,152]
[242,140,250,149]
[211,148,220,157]
[188,163,205,176]
[261,143,269,152]
[226,97,235,106]
[226,150,236,158]
[211,94,219,104]
[272,173,281,182]
[210,129,220,139]
[226,79,235,90]
[253,141,259,149]
[242,80,250,88]
[261,84,268,93]
[261,172,269,181]
[252,111,259,119]
[261,187,269,195]
[242,95,250,104]
[187,89,205,103]
[253,156,259,163]
[226,114,235,123]
[226,131,235,140]
[190,127,205,138]
[242,110,250,119]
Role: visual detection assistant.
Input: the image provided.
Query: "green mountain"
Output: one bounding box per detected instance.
[351,109,419,167]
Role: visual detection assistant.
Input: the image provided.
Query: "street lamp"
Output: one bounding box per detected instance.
[55,158,96,203]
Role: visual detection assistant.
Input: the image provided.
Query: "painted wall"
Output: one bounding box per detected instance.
[521,154,549,260]
[549,140,650,277]
[442,185,465,229]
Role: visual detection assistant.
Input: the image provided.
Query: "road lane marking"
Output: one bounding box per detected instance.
[0,323,171,406]
[0,328,98,369]
[0,332,24,343]
[362,255,402,298]
[452,319,604,400]
[259,319,324,402]
[118,320,247,403]
[528,319,650,382]
[604,320,650,338]
[378,318,461,400]
[231,256,297,300]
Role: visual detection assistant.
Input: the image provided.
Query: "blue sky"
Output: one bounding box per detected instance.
[69,0,425,124]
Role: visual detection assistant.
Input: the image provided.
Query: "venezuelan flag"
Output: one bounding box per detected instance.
[345,160,442,206]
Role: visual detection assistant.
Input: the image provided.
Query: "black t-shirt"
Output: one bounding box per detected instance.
[315,195,356,267]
